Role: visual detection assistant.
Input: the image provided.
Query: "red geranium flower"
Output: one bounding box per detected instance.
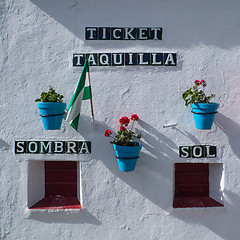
[130,114,139,121]
[120,125,126,131]
[104,113,141,146]
[104,129,112,137]
[119,116,130,126]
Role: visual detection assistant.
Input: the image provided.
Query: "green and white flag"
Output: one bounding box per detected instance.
[66,60,92,131]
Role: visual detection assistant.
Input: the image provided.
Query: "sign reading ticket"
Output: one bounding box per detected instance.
[85,27,162,40]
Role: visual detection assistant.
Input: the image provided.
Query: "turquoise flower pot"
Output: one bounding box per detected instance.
[191,103,219,130]
[38,102,66,130]
[113,142,142,172]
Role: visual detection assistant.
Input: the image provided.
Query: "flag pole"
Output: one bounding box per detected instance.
[88,71,95,122]
[90,98,95,122]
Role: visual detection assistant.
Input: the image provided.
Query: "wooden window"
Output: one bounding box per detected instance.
[29,161,82,209]
[173,163,223,208]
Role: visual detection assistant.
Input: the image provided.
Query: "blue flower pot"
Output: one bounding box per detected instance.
[113,142,142,172]
[37,102,66,130]
[191,103,219,130]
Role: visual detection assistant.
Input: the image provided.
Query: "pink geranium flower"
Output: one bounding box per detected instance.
[194,80,200,86]
[200,79,206,87]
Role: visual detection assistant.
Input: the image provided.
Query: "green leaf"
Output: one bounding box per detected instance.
[35,86,64,103]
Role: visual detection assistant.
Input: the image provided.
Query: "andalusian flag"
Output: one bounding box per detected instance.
[66,60,92,131]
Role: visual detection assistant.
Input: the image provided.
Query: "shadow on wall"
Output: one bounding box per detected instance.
[172,189,240,240]
[214,113,240,159]
[0,139,10,151]
[28,208,101,225]
[78,115,179,211]
[29,0,240,49]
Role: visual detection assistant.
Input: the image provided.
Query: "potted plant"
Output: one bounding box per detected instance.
[105,114,142,172]
[182,79,219,129]
[35,86,66,130]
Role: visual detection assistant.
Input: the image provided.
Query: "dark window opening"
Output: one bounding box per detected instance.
[29,161,82,209]
[173,163,223,208]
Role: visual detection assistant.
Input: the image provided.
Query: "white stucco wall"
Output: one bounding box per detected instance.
[1,0,240,239]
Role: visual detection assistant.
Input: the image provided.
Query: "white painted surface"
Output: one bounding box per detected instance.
[1,0,240,239]
[209,163,224,204]
[28,160,45,208]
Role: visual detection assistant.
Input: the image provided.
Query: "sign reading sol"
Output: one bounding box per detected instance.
[179,145,217,158]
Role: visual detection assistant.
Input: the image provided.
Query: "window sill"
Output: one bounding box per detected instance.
[173,196,224,208]
[29,196,82,210]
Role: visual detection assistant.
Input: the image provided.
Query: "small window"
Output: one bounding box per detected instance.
[29,161,82,209]
[173,163,224,208]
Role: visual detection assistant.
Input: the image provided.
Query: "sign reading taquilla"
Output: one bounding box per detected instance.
[85,27,162,40]
[73,53,177,67]
[15,141,91,154]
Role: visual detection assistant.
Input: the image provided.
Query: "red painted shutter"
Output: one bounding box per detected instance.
[45,161,77,197]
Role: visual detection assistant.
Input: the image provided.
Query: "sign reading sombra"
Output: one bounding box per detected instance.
[73,53,177,67]
[15,141,91,154]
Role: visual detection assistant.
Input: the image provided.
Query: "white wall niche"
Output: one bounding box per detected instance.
[28,160,82,211]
